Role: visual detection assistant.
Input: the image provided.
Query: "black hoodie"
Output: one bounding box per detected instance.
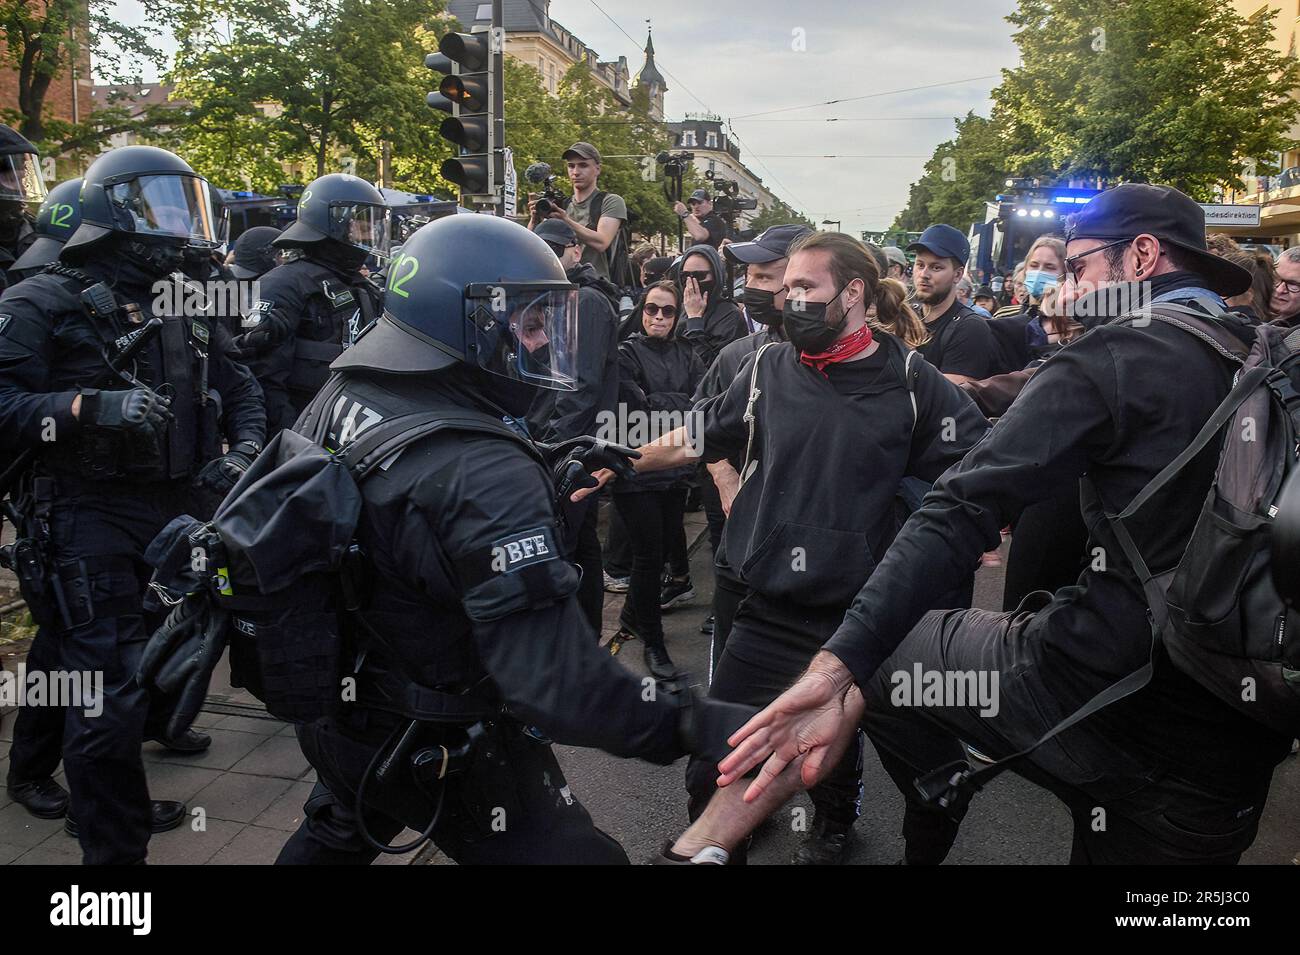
[676,242,747,370]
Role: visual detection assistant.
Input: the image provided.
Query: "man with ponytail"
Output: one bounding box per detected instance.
[576,230,988,864]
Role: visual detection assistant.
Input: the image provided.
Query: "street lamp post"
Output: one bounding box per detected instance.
[821,219,841,232]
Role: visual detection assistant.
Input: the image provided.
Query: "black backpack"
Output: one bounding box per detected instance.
[195,390,536,725]
[588,190,635,291]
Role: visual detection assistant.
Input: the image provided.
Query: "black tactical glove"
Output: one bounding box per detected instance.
[80,387,171,433]
[137,595,229,740]
[674,689,759,771]
[231,314,291,357]
[192,440,260,498]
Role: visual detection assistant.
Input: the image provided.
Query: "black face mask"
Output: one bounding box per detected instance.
[743,286,782,327]
[782,282,849,353]
[123,239,187,280]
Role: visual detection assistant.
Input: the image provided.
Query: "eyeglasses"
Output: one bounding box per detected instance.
[1275,278,1300,294]
[643,303,678,319]
[1063,238,1132,282]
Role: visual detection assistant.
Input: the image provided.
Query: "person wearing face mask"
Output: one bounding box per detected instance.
[714,185,1292,869]
[577,231,987,864]
[689,224,811,657]
[231,173,387,435]
[607,280,705,678]
[676,242,748,370]
[0,125,45,292]
[0,145,267,863]
[527,218,622,634]
[985,235,1068,375]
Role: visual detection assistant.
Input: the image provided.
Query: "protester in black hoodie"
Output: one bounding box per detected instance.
[610,280,705,679]
[526,218,622,634]
[677,242,748,369]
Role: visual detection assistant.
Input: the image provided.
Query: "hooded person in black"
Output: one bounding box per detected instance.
[609,280,705,679]
[526,218,622,633]
[677,242,748,370]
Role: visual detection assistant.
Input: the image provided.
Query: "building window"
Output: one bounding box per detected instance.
[706,131,718,149]
[682,130,696,147]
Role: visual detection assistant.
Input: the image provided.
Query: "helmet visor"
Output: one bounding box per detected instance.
[329,201,391,259]
[467,283,580,392]
[0,153,47,204]
[108,174,217,245]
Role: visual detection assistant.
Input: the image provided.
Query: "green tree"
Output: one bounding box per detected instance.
[995,0,1300,197]
[0,0,164,147]
[749,197,814,232]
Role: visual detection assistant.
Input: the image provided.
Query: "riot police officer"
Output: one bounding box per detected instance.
[0,145,267,864]
[232,173,387,434]
[274,214,750,864]
[0,125,46,291]
[8,178,83,283]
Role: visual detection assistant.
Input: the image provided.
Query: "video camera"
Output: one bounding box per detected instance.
[656,150,695,180]
[525,162,570,217]
[705,172,758,218]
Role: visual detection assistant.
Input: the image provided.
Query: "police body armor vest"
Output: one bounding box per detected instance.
[45,265,219,482]
[285,260,379,402]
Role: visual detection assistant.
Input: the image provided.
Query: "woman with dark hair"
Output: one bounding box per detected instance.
[609,280,705,678]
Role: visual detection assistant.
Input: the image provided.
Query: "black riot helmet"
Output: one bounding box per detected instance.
[11,177,82,273]
[275,173,390,261]
[0,125,47,210]
[332,213,579,394]
[63,145,217,254]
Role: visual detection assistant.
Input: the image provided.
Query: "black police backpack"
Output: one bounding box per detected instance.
[207,389,537,724]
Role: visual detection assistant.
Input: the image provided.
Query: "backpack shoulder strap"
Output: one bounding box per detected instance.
[340,406,541,481]
[738,341,779,486]
[1123,302,1249,363]
[588,191,607,231]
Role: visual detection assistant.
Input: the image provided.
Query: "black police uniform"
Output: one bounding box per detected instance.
[0,257,266,864]
[238,254,382,434]
[273,368,695,864]
[0,215,36,291]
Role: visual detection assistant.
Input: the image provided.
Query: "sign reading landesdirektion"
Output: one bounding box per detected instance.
[1199,203,1261,228]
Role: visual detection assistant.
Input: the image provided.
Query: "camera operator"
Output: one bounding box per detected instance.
[673,189,728,249]
[528,142,626,284]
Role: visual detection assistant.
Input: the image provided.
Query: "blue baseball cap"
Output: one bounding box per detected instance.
[908,224,970,266]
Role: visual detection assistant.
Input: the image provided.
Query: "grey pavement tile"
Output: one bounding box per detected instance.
[139,762,225,802]
[0,841,26,864]
[0,800,64,848]
[228,736,310,780]
[189,710,226,728]
[374,832,424,865]
[145,817,246,866]
[207,824,289,865]
[210,715,286,735]
[192,772,293,824]
[141,727,265,771]
[12,839,82,865]
[251,780,314,832]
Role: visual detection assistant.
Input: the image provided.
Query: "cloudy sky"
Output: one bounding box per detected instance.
[104,0,1023,234]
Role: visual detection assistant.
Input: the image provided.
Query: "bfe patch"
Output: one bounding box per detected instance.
[490,527,558,573]
[241,299,273,329]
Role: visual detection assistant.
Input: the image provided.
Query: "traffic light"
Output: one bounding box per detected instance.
[426,3,504,208]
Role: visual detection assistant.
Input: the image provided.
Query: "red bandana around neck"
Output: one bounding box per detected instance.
[799,324,875,377]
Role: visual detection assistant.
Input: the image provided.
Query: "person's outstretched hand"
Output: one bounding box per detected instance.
[716,651,865,802]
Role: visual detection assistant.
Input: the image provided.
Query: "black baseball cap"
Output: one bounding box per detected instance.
[1063,183,1250,297]
[725,223,814,265]
[974,285,996,299]
[908,224,970,265]
[688,189,710,203]
[534,218,577,248]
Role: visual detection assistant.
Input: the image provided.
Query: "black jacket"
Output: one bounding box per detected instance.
[236,254,382,434]
[0,258,266,483]
[824,272,1291,783]
[297,368,684,762]
[526,261,620,443]
[0,216,36,293]
[693,325,784,469]
[676,243,747,370]
[617,330,704,492]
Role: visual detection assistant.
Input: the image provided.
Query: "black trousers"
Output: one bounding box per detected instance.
[564,498,604,635]
[12,481,189,864]
[686,592,863,829]
[1002,481,1090,612]
[276,714,627,864]
[603,497,632,579]
[709,571,747,683]
[6,624,64,785]
[863,607,1283,864]
[699,462,725,559]
[613,488,686,647]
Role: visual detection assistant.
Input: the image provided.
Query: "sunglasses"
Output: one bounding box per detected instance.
[681,271,712,283]
[643,303,678,319]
